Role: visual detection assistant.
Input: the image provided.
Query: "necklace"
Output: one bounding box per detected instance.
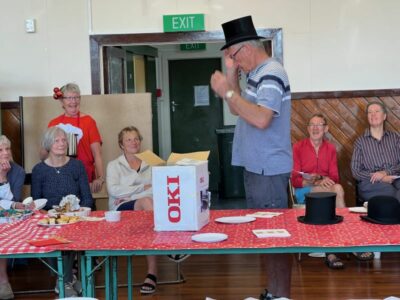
[54,166,62,174]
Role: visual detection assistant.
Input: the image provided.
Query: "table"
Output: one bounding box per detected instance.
[52,208,400,299]
[0,213,66,297]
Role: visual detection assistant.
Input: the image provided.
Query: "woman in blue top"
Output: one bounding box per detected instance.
[31,127,93,297]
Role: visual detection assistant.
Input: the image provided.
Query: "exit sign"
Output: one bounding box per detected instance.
[180,43,206,51]
[163,14,205,32]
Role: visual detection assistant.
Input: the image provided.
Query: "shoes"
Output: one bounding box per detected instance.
[353,252,374,261]
[55,275,82,296]
[325,254,344,269]
[167,254,190,263]
[0,282,14,300]
[140,273,157,294]
[259,289,281,300]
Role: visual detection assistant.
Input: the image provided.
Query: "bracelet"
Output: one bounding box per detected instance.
[97,176,105,183]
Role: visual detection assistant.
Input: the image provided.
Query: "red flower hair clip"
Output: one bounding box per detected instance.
[53,87,63,100]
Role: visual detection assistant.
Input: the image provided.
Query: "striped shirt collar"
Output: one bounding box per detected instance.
[363,128,389,139]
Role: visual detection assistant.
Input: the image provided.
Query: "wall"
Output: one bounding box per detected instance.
[1,0,399,102]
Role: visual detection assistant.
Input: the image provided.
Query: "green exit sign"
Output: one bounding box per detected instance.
[180,43,206,51]
[163,14,205,32]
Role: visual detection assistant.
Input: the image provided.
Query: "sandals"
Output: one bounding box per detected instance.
[325,254,344,269]
[353,252,374,261]
[140,273,157,294]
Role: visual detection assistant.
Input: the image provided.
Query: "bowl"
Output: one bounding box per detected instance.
[104,211,121,222]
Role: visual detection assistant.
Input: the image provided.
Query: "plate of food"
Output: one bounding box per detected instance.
[215,216,256,224]
[38,215,81,226]
[0,209,33,224]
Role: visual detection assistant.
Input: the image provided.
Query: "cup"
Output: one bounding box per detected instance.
[105,211,121,222]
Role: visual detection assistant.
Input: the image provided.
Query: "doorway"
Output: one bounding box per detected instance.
[168,58,223,191]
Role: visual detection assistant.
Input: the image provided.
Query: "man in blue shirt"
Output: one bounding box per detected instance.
[211,16,292,299]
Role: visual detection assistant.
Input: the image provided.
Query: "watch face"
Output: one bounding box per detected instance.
[226,90,234,99]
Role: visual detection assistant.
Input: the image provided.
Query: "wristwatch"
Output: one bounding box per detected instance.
[225,90,235,100]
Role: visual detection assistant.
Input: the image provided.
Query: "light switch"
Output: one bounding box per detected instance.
[25,19,36,33]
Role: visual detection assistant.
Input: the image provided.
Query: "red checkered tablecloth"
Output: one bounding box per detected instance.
[1,209,400,255]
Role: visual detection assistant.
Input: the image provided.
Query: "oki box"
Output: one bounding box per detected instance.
[136,150,210,231]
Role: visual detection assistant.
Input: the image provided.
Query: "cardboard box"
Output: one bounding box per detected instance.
[137,150,210,231]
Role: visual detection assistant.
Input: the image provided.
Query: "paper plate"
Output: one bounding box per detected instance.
[215,216,256,224]
[191,233,228,243]
[349,207,367,214]
[34,199,47,210]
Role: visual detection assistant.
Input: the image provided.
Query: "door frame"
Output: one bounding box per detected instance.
[89,29,283,158]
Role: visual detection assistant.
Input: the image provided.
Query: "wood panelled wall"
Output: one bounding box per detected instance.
[292,90,400,206]
[2,90,400,206]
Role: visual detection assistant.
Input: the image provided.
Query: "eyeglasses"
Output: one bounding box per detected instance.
[229,46,244,60]
[367,110,383,114]
[308,123,326,128]
[63,96,81,101]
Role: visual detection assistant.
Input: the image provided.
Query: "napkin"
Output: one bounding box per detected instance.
[27,236,71,247]
[246,211,283,218]
[252,229,290,238]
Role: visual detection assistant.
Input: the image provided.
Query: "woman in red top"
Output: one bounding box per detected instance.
[46,83,104,193]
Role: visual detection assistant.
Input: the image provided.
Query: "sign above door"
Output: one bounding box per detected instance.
[163,14,205,32]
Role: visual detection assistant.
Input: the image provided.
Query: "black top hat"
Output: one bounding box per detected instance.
[221,16,264,50]
[360,195,400,225]
[297,192,343,225]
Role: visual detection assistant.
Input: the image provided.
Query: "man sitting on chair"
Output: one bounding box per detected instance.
[291,113,346,269]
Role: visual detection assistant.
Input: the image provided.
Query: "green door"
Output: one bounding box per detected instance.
[168,58,223,191]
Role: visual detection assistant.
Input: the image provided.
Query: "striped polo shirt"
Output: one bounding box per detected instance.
[351,129,400,181]
[231,58,292,175]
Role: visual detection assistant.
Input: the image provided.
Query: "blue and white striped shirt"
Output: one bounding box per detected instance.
[232,58,292,175]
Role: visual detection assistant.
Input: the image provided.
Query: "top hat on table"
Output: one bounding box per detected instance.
[220,16,264,50]
[360,195,400,225]
[297,192,343,225]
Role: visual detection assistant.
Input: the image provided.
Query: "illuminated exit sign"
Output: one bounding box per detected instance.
[180,43,206,51]
[163,14,205,32]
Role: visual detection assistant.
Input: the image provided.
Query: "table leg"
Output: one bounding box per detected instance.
[112,256,118,299]
[127,256,132,300]
[57,254,65,298]
[80,254,87,296]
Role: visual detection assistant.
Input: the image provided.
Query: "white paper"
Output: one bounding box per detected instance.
[252,229,291,238]
[246,211,283,218]
[194,85,210,106]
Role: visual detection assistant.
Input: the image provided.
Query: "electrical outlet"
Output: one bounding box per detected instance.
[25,19,36,33]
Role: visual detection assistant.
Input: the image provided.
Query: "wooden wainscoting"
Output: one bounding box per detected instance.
[2,90,400,206]
[292,90,400,206]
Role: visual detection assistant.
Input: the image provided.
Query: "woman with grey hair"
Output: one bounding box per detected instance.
[32,127,93,297]
[46,82,105,194]
[32,127,93,210]
[0,135,32,300]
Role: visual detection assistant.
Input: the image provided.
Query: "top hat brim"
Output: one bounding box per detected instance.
[360,215,400,225]
[220,35,264,50]
[297,215,343,225]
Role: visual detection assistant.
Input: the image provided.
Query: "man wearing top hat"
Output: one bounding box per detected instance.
[211,16,292,299]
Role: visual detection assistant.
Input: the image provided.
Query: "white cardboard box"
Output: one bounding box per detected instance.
[136,150,210,231]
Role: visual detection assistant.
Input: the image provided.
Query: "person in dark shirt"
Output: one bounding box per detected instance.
[32,126,92,297]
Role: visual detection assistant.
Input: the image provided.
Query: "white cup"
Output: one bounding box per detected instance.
[105,211,121,222]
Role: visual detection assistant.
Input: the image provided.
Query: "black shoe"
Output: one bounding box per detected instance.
[259,289,280,300]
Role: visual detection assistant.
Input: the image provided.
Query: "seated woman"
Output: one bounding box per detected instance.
[0,135,34,300]
[351,101,400,261]
[291,113,346,269]
[32,127,93,297]
[106,126,156,294]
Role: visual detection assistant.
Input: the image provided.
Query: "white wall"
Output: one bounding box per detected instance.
[1,0,399,97]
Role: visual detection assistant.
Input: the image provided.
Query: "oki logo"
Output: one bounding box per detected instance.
[167,176,181,223]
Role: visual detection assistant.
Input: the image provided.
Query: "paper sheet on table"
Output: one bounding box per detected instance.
[246,211,283,218]
[252,229,291,238]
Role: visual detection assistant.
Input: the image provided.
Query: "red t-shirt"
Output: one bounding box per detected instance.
[291,138,340,188]
[48,114,102,182]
